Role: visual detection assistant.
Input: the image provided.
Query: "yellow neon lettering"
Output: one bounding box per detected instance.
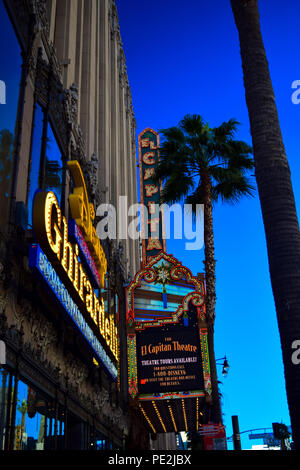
[45,192,62,259]
[85,279,93,316]
[67,160,107,288]
[33,188,117,362]
[79,263,86,302]
[62,217,74,281]
[143,152,155,165]
[105,318,110,346]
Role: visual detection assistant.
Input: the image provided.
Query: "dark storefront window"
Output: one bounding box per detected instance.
[0,367,9,450]
[0,0,22,227]
[13,379,65,451]
[1,367,119,451]
[0,370,66,451]
[0,368,16,451]
[96,433,114,451]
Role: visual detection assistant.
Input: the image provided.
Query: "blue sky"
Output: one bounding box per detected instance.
[116,0,300,449]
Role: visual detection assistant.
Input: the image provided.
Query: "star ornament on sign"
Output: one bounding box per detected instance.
[153,263,172,290]
[157,268,170,283]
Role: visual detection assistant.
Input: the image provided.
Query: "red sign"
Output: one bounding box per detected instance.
[199,424,227,450]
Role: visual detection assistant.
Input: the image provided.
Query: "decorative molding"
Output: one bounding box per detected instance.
[119,49,127,88]
[116,241,127,281]
[0,284,127,435]
[85,153,102,207]
[109,2,120,40]
[64,83,79,126]
[30,0,50,37]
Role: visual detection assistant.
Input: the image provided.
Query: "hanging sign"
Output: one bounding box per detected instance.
[139,128,167,265]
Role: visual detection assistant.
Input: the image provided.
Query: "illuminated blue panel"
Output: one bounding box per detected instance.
[28,244,117,380]
[134,298,179,312]
[139,281,192,297]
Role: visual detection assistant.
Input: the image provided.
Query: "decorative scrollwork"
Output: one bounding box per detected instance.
[27,308,57,361]
[170,266,185,281]
[143,268,157,283]
[191,293,203,307]
[64,83,79,126]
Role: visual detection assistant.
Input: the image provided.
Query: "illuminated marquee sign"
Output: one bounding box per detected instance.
[139,128,167,265]
[29,244,117,379]
[29,161,118,378]
[68,219,101,289]
[67,160,107,288]
[136,325,204,394]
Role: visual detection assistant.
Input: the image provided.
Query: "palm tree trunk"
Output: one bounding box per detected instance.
[202,172,222,424]
[231,0,300,449]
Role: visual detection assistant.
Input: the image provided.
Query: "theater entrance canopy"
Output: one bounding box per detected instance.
[126,251,212,434]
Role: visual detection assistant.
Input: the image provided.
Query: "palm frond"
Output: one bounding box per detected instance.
[155,115,255,208]
[161,170,194,205]
[179,114,206,136]
[159,126,185,143]
[212,172,255,204]
[213,118,240,142]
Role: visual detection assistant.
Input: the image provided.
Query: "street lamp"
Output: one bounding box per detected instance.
[216,356,230,377]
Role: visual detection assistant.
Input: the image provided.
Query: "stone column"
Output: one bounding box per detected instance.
[119,50,131,274]
[109,4,121,214]
[74,0,84,120]
[130,113,139,274]
[79,0,97,159]
[54,0,79,88]
[125,86,135,278]
[99,0,111,204]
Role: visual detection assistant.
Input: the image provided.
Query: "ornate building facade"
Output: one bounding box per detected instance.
[0,0,146,450]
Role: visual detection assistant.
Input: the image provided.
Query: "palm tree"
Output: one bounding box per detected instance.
[155,114,255,423]
[230,0,300,449]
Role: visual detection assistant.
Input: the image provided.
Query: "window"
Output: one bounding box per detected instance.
[0,0,22,227]
[27,106,64,227]
[0,367,9,450]
[27,104,44,227]
[44,120,63,204]
[13,379,65,451]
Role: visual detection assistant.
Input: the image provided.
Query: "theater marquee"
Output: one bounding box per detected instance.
[136,326,204,394]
